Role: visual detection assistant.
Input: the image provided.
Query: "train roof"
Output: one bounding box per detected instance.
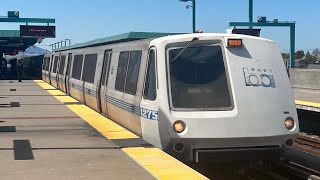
[150,32,274,43]
[54,32,183,52]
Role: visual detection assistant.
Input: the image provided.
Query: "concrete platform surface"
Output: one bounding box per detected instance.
[0,80,155,180]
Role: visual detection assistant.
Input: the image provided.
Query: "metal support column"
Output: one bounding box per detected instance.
[230,21,296,68]
[249,0,253,29]
[290,24,296,68]
[192,0,196,32]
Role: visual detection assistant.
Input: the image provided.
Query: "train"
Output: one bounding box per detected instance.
[19,55,44,79]
[42,32,299,163]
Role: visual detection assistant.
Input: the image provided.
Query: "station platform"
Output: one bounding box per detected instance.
[294,88,320,112]
[0,80,208,180]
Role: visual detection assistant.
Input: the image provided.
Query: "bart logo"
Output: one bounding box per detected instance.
[243,67,276,88]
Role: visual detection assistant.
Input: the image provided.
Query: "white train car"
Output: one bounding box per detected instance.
[42,32,299,163]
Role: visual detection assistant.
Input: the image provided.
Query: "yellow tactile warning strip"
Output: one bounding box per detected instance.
[122,147,208,180]
[47,89,66,96]
[36,81,55,90]
[295,100,320,108]
[34,80,208,180]
[67,104,139,139]
[55,95,79,103]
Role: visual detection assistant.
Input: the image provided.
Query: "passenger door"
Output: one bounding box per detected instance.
[48,55,54,84]
[97,50,112,115]
[56,55,61,89]
[140,48,161,147]
[65,53,72,94]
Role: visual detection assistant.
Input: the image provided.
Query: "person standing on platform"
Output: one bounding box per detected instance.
[17,61,23,82]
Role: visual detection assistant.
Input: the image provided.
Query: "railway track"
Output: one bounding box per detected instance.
[296,132,320,150]
[295,132,320,157]
[277,132,320,180]
[195,132,320,180]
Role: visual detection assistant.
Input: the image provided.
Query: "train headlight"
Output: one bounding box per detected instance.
[173,120,186,133]
[284,117,295,130]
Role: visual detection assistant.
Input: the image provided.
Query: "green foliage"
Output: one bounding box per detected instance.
[305,51,317,63]
[282,49,319,64]
[312,48,320,58]
[281,53,290,60]
[295,50,305,59]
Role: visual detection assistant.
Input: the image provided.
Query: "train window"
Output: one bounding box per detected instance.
[168,45,232,109]
[66,53,73,77]
[143,49,157,100]
[82,54,98,83]
[52,56,59,73]
[101,53,111,86]
[115,52,130,92]
[42,57,46,70]
[45,57,50,71]
[125,51,142,95]
[58,55,66,75]
[71,55,84,80]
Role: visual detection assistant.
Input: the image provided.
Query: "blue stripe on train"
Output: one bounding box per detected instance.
[106,96,158,120]
[68,83,158,120]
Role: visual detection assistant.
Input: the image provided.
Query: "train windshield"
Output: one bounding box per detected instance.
[168,45,232,110]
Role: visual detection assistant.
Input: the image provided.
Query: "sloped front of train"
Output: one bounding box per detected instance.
[161,34,299,163]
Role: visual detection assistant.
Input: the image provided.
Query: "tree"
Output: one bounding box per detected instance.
[305,51,316,63]
[312,48,320,59]
[295,50,305,59]
[281,53,290,60]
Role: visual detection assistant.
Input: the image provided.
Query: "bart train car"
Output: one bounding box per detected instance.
[42,32,299,162]
[20,55,44,79]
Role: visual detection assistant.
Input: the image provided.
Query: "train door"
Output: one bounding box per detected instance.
[140,48,161,147]
[97,50,112,114]
[41,57,46,81]
[56,54,61,89]
[65,53,72,94]
[45,57,50,83]
[48,55,54,84]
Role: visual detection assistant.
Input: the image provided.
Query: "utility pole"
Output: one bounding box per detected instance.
[180,0,196,33]
[192,0,196,32]
[249,0,253,29]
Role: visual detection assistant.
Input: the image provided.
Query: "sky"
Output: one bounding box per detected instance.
[0,0,319,53]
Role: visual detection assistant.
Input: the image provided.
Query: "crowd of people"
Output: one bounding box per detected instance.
[0,58,23,81]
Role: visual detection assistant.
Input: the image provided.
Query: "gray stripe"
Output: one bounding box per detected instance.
[107,96,141,116]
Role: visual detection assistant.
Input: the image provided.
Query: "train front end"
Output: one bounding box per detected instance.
[154,33,299,162]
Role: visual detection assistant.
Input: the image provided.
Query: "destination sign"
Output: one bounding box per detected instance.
[20,25,56,38]
[232,29,261,37]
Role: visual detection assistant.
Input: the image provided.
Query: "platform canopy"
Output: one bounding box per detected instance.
[0,11,56,56]
[0,30,40,55]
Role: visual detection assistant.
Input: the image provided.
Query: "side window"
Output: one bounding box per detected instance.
[125,51,142,95]
[71,55,84,80]
[143,49,157,100]
[115,52,129,92]
[42,57,46,70]
[58,55,66,75]
[66,53,72,77]
[45,57,50,71]
[82,54,98,83]
[52,56,59,73]
[101,53,112,86]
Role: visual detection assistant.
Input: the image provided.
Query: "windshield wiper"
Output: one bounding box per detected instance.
[170,37,199,63]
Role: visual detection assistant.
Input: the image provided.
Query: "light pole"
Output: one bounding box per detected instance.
[180,0,196,33]
[249,0,253,29]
